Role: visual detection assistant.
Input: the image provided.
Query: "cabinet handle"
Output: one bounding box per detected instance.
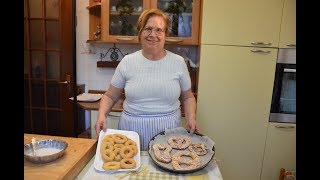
[284,68,296,73]
[250,49,271,53]
[165,38,183,43]
[116,37,134,41]
[275,125,295,129]
[108,112,121,117]
[251,42,271,46]
[286,44,296,47]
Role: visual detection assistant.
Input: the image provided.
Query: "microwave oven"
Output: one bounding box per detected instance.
[269,48,296,124]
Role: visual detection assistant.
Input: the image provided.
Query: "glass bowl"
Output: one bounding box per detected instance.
[24,139,68,164]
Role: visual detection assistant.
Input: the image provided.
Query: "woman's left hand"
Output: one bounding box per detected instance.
[186,118,200,134]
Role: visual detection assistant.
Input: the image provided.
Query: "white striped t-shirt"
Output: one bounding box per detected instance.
[111,49,191,115]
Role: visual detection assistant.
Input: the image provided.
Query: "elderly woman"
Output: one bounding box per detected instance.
[95,8,199,151]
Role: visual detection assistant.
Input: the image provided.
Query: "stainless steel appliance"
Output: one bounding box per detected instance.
[269,48,296,123]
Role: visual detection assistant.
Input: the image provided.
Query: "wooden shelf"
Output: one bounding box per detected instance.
[97,61,120,68]
[86,40,107,43]
[109,12,141,16]
[86,3,101,10]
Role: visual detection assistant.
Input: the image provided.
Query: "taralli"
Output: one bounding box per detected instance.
[102,136,115,145]
[112,134,128,144]
[188,143,208,156]
[125,139,137,146]
[114,143,124,150]
[105,134,113,139]
[128,144,138,156]
[100,141,114,152]
[99,133,139,170]
[102,161,121,170]
[167,136,191,150]
[171,151,201,170]
[120,146,134,158]
[101,149,115,162]
[152,144,172,163]
[113,148,122,162]
[120,158,136,169]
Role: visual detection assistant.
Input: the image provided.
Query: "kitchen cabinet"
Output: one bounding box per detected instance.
[279,0,296,48]
[261,122,296,180]
[87,0,201,45]
[197,45,277,180]
[87,1,102,42]
[201,0,284,47]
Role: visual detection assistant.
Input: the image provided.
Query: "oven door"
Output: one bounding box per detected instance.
[270,49,296,123]
[270,63,296,123]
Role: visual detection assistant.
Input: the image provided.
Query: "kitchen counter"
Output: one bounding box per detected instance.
[76,151,223,180]
[24,134,97,180]
[77,90,124,111]
[77,98,124,111]
[77,97,185,116]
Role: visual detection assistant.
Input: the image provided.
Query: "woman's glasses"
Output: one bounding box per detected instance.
[143,27,165,36]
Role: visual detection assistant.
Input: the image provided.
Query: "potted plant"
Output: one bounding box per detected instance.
[164,0,187,36]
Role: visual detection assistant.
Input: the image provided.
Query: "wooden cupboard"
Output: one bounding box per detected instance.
[261,122,296,180]
[279,0,296,48]
[197,0,296,179]
[86,0,201,45]
[197,45,277,180]
[200,0,284,48]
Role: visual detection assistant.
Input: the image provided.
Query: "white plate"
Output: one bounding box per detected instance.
[94,129,141,173]
[70,93,103,102]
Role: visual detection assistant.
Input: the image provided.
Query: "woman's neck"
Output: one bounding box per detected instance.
[142,49,166,60]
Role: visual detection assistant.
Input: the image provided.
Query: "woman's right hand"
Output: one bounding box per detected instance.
[95,115,107,136]
[95,85,123,136]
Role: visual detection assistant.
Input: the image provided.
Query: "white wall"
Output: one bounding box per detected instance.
[76,1,199,92]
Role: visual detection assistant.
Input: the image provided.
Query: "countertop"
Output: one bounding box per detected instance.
[24,134,97,180]
[76,151,223,180]
[77,98,124,111]
[77,90,123,111]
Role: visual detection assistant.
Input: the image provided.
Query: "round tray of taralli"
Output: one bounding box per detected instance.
[148,127,215,174]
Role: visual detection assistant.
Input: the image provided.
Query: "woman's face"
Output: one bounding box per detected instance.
[140,16,166,52]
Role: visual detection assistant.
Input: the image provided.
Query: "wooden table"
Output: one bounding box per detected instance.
[76,151,223,180]
[24,134,97,180]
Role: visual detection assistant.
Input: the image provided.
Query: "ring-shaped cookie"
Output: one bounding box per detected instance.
[152,144,172,163]
[102,136,115,145]
[102,161,121,170]
[114,143,124,150]
[125,139,137,146]
[171,151,201,170]
[101,149,115,162]
[120,146,134,158]
[120,158,136,169]
[100,141,114,153]
[113,148,122,162]
[128,144,138,156]
[167,136,191,150]
[188,143,208,156]
[112,134,128,144]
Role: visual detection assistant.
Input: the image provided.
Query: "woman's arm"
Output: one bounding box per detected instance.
[95,85,123,135]
[180,89,199,133]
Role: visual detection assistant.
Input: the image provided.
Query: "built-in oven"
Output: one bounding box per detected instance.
[269,48,296,123]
